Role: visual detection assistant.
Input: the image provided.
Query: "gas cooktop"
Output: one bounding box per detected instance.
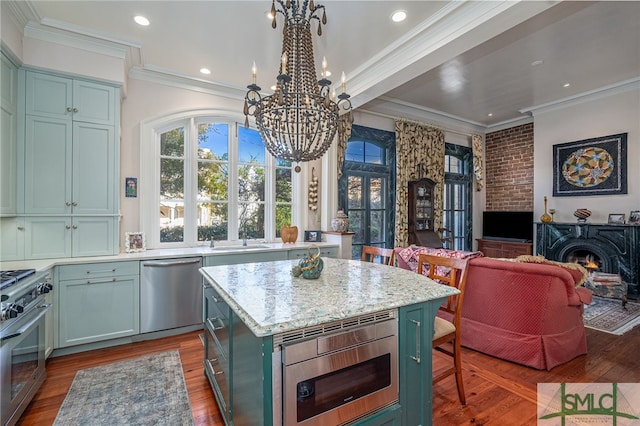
[0,269,37,291]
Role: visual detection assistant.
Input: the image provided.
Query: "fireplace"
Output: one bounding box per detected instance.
[536,223,639,298]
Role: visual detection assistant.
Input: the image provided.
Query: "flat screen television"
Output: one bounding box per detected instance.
[482,211,534,242]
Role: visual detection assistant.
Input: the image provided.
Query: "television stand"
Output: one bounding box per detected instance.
[477,239,533,258]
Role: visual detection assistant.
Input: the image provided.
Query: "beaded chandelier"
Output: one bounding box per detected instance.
[244,0,352,164]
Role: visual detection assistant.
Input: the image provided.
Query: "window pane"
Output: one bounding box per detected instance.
[198,160,228,201]
[197,202,228,241]
[276,167,292,202]
[275,204,292,237]
[160,128,184,157]
[370,177,383,209]
[160,200,184,243]
[238,165,265,201]
[239,202,265,239]
[346,141,364,162]
[369,210,384,242]
[198,123,228,159]
[365,143,383,164]
[238,126,265,164]
[453,184,462,209]
[349,210,364,244]
[348,176,363,209]
[160,158,184,198]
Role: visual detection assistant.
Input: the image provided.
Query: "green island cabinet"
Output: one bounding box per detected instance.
[56,261,139,348]
[203,284,439,426]
[18,70,120,259]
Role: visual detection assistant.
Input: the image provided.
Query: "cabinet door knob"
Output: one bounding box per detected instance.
[73,107,79,113]
[66,225,71,230]
[72,225,78,229]
[66,107,73,112]
[17,226,25,231]
[66,201,72,206]
[72,202,78,206]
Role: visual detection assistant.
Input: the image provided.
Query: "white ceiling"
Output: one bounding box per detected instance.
[16,1,640,131]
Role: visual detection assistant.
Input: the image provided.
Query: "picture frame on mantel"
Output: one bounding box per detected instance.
[608,214,625,225]
[552,133,627,197]
[629,211,640,225]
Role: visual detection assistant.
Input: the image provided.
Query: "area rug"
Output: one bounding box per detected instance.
[53,350,194,426]
[583,296,640,335]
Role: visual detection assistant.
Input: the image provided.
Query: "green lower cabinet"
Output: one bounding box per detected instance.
[399,302,441,426]
[353,404,402,425]
[56,262,139,348]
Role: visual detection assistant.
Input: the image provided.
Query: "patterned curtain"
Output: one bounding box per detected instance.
[336,111,353,179]
[395,120,445,247]
[472,134,484,191]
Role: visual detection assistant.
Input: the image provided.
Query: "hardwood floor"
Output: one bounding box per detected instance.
[17,326,640,425]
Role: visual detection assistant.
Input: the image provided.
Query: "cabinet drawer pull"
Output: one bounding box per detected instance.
[86,269,117,274]
[409,319,421,364]
[207,318,225,331]
[86,278,117,284]
[214,371,224,376]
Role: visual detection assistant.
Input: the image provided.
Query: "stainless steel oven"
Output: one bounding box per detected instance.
[274,310,398,426]
[1,270,52,426]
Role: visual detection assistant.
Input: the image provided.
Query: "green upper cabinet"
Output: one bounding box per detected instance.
[17,69,120,258]
[23,70,118,216]
[25,72,116,125]
[1,51,18,215]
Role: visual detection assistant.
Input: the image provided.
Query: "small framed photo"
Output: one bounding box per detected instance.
[629,210,640,224]
[608,213,626,225]
[125,177,138,198]
[304,230,321,242]
[125,232,146,253]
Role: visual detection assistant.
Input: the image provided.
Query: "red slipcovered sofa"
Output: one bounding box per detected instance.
[394,246,592,370]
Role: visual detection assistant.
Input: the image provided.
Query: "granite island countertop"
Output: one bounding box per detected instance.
[200,257,459,337]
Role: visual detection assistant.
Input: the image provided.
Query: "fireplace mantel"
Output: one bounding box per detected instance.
[536,222,639,298]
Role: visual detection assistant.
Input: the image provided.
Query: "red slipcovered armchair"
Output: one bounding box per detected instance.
[395,247,592,370]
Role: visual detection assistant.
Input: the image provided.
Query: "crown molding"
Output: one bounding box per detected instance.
[520,77,640,117]
[129,65,246,101]
[363,96,486,137]
[3,0,39,29]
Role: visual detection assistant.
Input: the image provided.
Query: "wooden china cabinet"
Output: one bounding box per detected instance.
[408,178,435,245]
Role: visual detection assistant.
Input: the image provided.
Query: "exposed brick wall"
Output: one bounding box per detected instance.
[485,123,534,211]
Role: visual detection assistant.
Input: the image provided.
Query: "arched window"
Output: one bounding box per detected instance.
[339,125,395,258]
[141,113,297,248]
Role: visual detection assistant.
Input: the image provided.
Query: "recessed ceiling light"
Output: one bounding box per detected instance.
[531,59,544,67]
[391,10,407,23]
[200,68,211,75]
[134,15,150,26]
[488,113,493,117]
[563,83,571,88]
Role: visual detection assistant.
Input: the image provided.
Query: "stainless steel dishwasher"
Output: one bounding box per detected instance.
[140,257,203,333]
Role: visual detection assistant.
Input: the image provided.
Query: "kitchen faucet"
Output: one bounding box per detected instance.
[209,239,215,248]
[242,234,248,246]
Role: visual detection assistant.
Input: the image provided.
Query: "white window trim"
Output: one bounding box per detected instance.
[139,109,304,249]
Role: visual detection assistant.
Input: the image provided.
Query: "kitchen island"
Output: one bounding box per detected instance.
[200,257,458,426]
